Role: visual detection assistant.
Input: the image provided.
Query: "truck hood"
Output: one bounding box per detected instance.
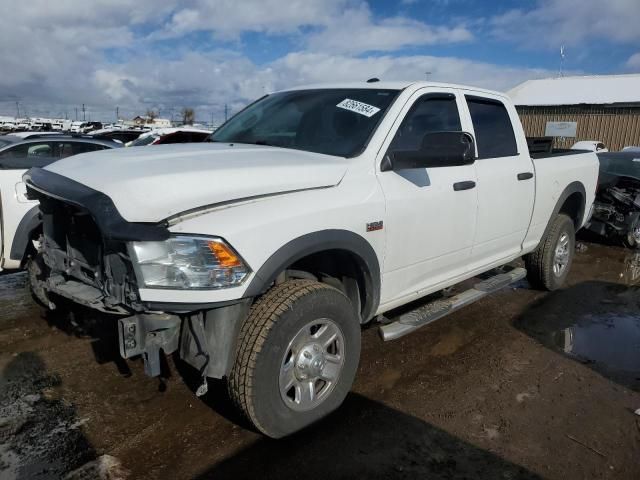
[44,143,347,223]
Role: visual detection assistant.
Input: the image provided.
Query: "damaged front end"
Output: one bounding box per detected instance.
[24,168,249,381]
[589,153,640,248]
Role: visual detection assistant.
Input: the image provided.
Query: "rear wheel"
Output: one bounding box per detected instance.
[525,214,575,290]
[228,280,361,438]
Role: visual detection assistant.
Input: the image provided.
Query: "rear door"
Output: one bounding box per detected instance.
[462,93,535,269]
[377,88,478,307]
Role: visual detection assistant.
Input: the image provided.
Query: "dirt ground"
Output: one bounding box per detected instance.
[1,241,639,480]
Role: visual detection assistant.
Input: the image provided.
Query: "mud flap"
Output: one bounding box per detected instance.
[118,314,181,377]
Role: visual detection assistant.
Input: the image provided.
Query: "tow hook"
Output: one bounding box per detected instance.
[118,314,181,377]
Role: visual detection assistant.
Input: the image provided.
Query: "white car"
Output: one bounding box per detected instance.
[0,135,122,271]
[25,81,599,438]
[571,140,608,152]
[0,122,16,132]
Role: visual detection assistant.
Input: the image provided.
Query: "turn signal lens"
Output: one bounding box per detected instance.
[208,241,241,267]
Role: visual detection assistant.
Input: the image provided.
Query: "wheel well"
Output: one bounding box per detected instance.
[285,249,369,322]
[558,191,585,230]
[19,225,42,268]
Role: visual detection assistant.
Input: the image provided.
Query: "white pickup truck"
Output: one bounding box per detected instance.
[24,81,599,438]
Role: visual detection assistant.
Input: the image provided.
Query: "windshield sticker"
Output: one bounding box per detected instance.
[336,99,381,117]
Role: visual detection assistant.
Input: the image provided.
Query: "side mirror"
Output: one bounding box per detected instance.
[382,131,476,172]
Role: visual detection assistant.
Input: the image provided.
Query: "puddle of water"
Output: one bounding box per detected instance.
[551,313,640,372]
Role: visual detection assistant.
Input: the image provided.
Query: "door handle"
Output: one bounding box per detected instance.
[453,181,476,191]
[517,172,534,181]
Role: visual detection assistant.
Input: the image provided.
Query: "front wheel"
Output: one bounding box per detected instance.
[228,280,361,438]
[27,253,54,309]
[525,214,575,291]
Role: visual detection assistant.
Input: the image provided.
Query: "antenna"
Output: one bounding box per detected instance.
[559,45,565,77]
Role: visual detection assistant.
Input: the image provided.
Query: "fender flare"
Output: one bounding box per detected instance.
[9,205,42,263]
[540,181,586,241]
[243,229,381,322]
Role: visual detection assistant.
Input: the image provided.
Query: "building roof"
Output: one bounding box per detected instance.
[508,74,640,106]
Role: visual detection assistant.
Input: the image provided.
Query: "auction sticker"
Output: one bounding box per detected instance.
[336,99,380,117]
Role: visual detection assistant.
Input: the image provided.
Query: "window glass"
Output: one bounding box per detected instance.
[0,142,53,159]
[389,95,462,153]
[130,134,158,146]
[56,142,105,158]
[159,132,191,144]
[466,97,517,158]
[211,89,399,157]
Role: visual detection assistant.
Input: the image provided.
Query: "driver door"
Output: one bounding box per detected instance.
[377,89,478,308]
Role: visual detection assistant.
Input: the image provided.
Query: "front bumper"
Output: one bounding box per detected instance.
[117,300,249,378]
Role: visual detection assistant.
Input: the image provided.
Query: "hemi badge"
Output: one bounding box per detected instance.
[366,221,383,232]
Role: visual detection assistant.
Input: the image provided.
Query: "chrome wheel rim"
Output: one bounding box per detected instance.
[279,318,345,412]
[553,232,571,276]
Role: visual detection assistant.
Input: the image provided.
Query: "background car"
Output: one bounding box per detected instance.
[89,128,147,144]
[127,127,212,146]
[586,151,640,248]
[571,140,609,152]
[0,135,122,271]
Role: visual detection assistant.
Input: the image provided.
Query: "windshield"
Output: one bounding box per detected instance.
[211,88,399,157]
[129,134,158,147]
[0,139,11,149]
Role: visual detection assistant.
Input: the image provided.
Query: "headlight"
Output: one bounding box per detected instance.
[129,235,250,289]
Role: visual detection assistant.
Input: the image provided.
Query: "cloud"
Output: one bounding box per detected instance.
[159,0,349,39]
[490,0,640,49]
[0,0,561,122]
[626,52,640,70]
[274,52,553,92]
[306,5,472,54]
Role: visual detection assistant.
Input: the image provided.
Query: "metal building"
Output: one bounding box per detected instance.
[508,74,640,151]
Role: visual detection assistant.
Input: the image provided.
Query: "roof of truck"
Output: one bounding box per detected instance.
[281,81,508,98]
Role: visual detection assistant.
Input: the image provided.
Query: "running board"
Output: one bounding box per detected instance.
[379,267,527,341]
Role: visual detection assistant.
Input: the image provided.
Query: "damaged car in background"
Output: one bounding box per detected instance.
[587,151,640,248]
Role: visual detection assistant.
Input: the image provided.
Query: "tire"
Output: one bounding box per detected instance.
[27,253,53,309]
[623,217,640,249]
[524,214,575,291]
[228,279,361,438]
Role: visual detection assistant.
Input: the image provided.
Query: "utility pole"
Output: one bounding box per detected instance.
[116,106,119,122]
[15,101,19,118]
[210,112,214,128]
[75,107,78,121]
[224,104,228,122]
[82,104,86,121]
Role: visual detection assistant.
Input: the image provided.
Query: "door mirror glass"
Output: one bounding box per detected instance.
[382,131,476,171]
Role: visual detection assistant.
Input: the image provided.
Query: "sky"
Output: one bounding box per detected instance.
[0,0,639,123]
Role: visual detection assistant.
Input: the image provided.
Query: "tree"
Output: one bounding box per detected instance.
[145,109,158,124]
[181,107,195,125]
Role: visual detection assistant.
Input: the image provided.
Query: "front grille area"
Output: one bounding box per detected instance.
[39,195,143,313]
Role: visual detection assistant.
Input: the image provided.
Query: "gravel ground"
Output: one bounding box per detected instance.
[0,242,638,479]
